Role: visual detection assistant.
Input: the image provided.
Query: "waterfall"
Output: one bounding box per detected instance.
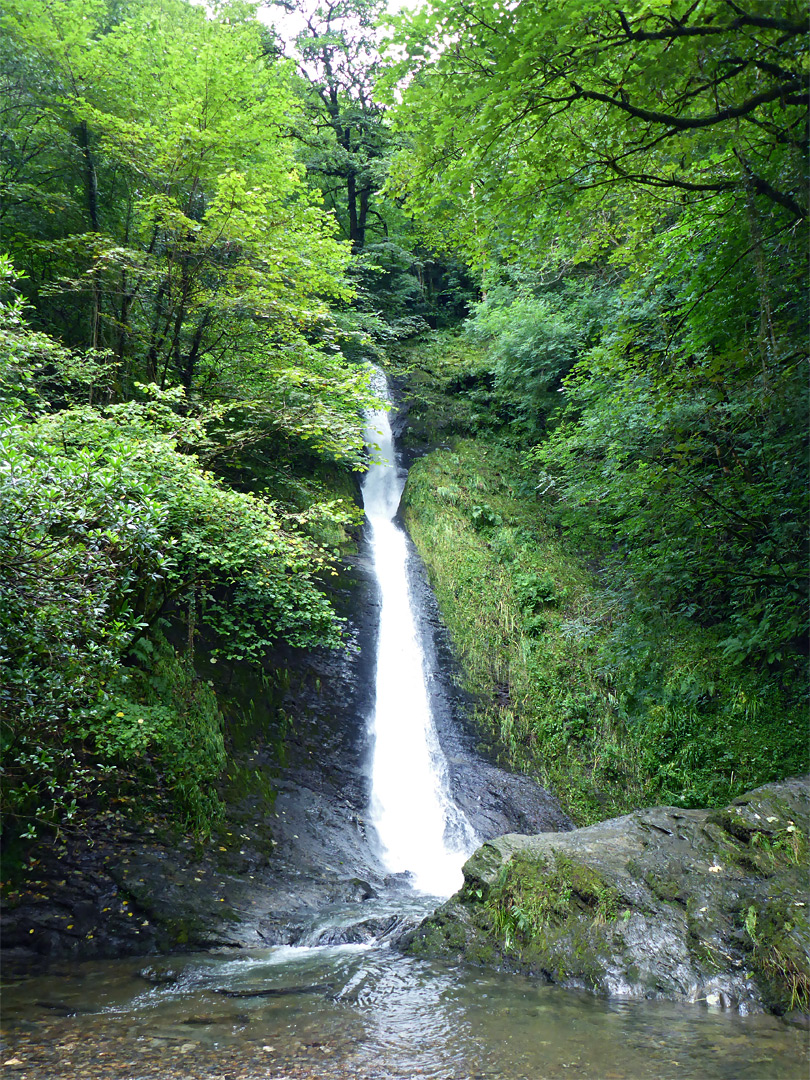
[362,370,477,897]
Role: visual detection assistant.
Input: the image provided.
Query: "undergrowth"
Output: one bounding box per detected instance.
[81,634,227,836]
[396,333,807,823]
[480,854,621,951]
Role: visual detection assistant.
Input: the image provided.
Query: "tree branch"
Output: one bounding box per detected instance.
[614,7,807,41]
[569,79,805,132]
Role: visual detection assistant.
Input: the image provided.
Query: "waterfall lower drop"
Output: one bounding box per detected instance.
[362,371,478,897]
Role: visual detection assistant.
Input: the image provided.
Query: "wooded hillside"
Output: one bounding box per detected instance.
[1,0,806,841]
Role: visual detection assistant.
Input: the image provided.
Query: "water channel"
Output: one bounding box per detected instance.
[1,377,807,1078]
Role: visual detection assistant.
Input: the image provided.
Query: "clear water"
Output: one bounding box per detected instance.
[361,373,477,897]
[2,929,807,1079]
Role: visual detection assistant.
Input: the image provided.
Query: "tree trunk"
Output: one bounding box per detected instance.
[356,183,370,250]
[76,120,101,348]
[347,171,360,249]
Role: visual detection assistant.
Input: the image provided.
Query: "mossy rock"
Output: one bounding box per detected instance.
[405,778,810,1015]
[741,865,810,1014]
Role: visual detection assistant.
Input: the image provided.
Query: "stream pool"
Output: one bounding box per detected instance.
[3,910,807,1080]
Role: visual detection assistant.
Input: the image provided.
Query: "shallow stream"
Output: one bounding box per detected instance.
[2,906,807,1080]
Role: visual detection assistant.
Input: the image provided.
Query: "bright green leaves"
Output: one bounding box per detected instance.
[0,0,386,840]
[80,652,226,834]
[26,393,348,656]
[398,0,810,673]
[0,408,170,829]
[0,378,345,827]
[386,0,808,264]
[0,0,366,452]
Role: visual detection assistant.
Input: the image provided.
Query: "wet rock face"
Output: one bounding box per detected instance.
[403,778,810,1019]
[1,529,572,967]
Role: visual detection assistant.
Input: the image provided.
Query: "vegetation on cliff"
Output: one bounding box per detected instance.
[398,346,807,821]
[397,325,807,822]
[1,0,806,857]
[386,0,808,820]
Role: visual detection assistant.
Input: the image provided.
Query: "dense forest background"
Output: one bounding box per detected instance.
[1,0,807,840]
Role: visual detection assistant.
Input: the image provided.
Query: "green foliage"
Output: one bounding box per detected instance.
[275,0,478,326]
[384,327,498,450]
[748,826,807,870]
[280,0,390,249]
[1,387,345,789]
[0,0,388,844]
[386,0,807,263]
[271,0,480,323]
[403,436,808,824]
[470,503,501,530]
[453,217,809,677]
[743,898,810,1013]
[80,645,226,834]
[352,242,478,328]
[482,854,620,952]
[387,0,808,689]
[514,571,566,612]
[0,266,352,837]
[1,0,374,466]
[529,270,809,669]
[403,438,642,821]
[465,283,602,437]
[0,407,169,830]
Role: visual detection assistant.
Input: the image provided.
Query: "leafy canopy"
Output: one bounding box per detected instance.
[384,0,808,263]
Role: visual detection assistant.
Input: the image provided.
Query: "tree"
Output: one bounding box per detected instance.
[269,0,480,328]
[0,0,383,838]
[386,0,808,262]
[0,256,354,833]
[1,0,375,465]
[275,0,391,252]
[389,0,809,670]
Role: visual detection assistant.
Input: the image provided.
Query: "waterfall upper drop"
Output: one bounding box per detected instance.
[362,370,477,897]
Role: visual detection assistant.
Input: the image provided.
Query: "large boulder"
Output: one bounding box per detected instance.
[403,778,810,1018]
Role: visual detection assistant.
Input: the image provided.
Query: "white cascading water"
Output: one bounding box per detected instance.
[362,370,477,897]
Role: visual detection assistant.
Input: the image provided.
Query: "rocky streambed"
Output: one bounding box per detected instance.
[404,776,810,1022]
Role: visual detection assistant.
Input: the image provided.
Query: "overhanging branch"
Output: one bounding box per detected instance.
[569,79,805,132]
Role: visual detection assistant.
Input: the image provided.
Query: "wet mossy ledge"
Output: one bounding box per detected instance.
[402,777,810,1021]
[389,329,808,823]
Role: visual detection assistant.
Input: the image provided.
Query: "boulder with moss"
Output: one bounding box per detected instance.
[403,777,809,1019]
